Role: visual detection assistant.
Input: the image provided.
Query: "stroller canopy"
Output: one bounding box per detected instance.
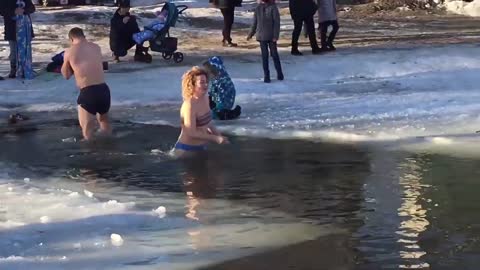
[161,2,180,28]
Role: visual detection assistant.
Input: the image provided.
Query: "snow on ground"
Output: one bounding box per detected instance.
[445,0,480,17]
[2,44,480,145]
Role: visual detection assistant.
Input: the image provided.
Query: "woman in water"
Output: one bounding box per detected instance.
[173,66,229,158]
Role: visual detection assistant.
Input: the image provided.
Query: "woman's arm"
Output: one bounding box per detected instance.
[207,123,221,136]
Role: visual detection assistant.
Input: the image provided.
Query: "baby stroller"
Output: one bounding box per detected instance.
[147,2,187,63]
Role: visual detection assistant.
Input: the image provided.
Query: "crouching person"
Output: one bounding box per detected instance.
[109,0,151,63]
[203,56,241,120]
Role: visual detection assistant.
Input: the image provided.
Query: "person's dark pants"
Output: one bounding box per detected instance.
[319,20,339,48]
[221,7,235,43]
[113,39,135,57]
[291,16,319,52]
[112,18,143,57]
[260,41,283,78]
[8,41,17,67]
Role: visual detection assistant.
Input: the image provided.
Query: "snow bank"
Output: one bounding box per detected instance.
[444,0,480,17]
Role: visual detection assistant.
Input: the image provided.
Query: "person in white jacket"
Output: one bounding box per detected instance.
[317,0,339,51]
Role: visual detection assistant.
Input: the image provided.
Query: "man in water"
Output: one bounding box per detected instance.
[61,27,112,141]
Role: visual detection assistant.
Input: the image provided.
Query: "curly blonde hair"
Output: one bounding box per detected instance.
[181,66,209,100]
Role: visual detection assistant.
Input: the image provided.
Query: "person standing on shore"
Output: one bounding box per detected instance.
[209,0,243,47]
[317,0,339,51]
[247,0,284,83]
[0,0,36,79]
[289,0,321,55]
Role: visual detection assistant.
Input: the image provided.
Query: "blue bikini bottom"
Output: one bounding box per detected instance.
[174,142,207,152]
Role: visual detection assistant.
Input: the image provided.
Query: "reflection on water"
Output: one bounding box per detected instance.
[1,119,480,269]
[397,156,430,269]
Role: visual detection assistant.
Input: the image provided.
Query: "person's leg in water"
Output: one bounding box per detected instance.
[97,113,112,137]
[78,105,96,141]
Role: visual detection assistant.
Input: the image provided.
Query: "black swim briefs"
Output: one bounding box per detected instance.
[77,83,111,115]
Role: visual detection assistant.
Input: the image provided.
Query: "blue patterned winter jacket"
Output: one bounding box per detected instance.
[208,56,236,113]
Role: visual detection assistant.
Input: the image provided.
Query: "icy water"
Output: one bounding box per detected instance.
[2,40,480,269]
[0,119,479,270]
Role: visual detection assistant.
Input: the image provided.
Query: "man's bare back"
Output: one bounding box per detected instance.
[62,28,112,141]
[63,40,105,89]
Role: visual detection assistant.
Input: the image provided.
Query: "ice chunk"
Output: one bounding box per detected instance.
[62,137,77,143]
[151,149,162,154]
[24,178,30,183]
[153,206,166,218]
[0,256,24,261]
[430,137,453,145]
[84,190,94,198]
[40,216,50,223]
[110,233,124,246]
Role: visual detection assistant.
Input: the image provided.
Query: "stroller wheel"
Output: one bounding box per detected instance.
[173,52,184,63]
[162,53,172,60]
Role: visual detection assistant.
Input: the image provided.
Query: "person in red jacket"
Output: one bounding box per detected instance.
[0,0,35,78]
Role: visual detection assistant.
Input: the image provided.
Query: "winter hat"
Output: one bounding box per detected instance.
[118,0,131,8]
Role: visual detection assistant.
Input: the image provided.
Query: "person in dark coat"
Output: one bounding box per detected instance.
[109,0,151,63]
[289,0,321,56]
[209,0,242,47]
[0,0,35,78]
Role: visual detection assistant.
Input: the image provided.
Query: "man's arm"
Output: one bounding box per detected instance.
[61,50,73,80]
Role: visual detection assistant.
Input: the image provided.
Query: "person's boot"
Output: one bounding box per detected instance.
[327,42,336,51]
[0,76,4,81]
[291,49,302,56]
[222,40,238,47]
[264,76,271,83]
[227,105,242,120]
[134,46,152,63]
[8,63,16,79]
[312,46,323,55]
[217,106,242,120]
[277,73,284,81]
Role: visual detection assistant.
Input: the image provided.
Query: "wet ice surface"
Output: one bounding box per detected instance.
[2,45,480,144]
[0,123,359,269]
[2,10,480,268]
